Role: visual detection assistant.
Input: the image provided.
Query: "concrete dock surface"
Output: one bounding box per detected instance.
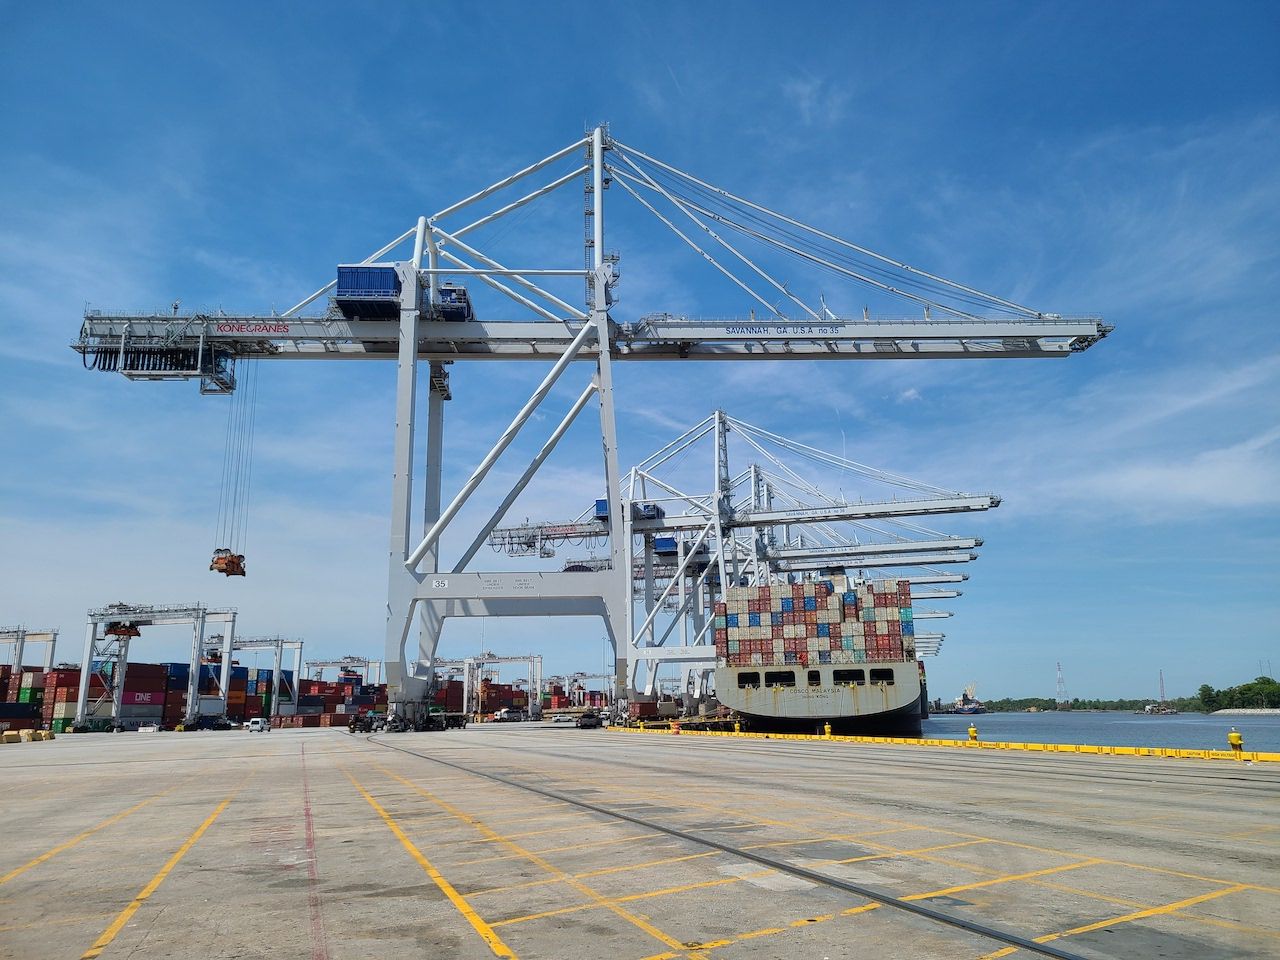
[2,724,1277,959]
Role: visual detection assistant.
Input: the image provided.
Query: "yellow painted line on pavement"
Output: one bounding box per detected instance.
[1,786,177,885]
[342,767,516,959]
[978,884,1252,959]
[903,858,1101,901]
[467,850,722,897]
[450,831,655,867]
[372,764,691,957]
[491,872,764,927]
[80,793,235,959]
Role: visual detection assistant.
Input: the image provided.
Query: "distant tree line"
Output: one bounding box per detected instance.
[983,676,1278,713]
[1197,676,1280,710]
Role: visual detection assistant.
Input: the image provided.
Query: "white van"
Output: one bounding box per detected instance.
[246,718,270,733]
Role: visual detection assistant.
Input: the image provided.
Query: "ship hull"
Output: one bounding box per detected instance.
[714,661,924,737]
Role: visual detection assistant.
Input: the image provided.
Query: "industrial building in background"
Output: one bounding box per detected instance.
[72,126,1109,729]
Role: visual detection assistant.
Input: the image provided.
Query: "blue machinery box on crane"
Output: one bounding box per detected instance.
[335,267,476,322]
[335,265,402,318]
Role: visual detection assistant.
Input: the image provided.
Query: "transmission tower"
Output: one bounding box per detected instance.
[1055,661,1070,711]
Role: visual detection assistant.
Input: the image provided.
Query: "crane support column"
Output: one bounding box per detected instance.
[73,618,96,727]
[384,249,426,720]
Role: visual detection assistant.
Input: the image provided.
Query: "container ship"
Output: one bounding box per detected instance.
[713,577,925,736]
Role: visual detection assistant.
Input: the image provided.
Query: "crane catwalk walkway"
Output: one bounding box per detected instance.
[2,726,1277,959]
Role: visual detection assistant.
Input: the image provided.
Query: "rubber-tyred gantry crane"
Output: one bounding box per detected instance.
[73,126,1109,725]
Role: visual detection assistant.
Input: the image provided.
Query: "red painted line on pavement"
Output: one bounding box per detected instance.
[301,743,331,960]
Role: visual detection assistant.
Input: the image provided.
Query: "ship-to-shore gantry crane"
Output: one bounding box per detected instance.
[74,126,1109,724]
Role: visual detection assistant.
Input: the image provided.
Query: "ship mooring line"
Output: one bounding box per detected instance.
[366,735,1090,960]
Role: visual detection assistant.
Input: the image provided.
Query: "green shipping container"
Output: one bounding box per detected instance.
[52,719,75,733]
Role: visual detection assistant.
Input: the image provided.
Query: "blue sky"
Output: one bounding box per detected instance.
[2,3,1277,699]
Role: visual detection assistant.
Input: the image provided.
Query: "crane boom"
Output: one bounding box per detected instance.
[74,314,1108,380]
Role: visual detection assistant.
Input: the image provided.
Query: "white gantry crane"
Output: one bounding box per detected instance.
[0,626,58,673]
[73,126,1109,725]
[305,656,384,684]
[430,652,543,716]
[76,602,236,727]
[206,634,304,717]
[490,409,981,699]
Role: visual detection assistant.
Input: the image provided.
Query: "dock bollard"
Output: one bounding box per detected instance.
[1228,727,1245,761]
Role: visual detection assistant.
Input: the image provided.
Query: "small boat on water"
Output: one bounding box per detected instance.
[1136,669,1178,715]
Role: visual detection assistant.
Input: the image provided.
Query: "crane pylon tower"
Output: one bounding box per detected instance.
[72,126,1110,725]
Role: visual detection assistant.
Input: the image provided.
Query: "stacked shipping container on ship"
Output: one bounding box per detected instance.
[712,577,924,736]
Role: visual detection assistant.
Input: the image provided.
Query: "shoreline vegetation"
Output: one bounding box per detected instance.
[983,676,1279,714]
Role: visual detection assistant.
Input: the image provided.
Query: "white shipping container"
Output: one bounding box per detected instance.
[197,696,226,716]
[119,705,165,719]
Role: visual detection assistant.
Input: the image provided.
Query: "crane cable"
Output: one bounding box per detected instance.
[213,360,259,556]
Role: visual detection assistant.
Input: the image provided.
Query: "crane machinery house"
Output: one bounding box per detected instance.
[335,266,474,322]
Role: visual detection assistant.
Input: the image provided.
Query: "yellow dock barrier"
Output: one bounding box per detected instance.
[616,725,1280,763]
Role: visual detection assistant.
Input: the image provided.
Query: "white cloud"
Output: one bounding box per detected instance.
[780,76,852,128]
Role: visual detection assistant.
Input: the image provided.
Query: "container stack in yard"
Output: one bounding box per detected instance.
[274,678,386,728]
[116,662,167,730]
[1,665,44,731]
[714,577,914,667]
[4,658,430,732]
[4,661,300,732]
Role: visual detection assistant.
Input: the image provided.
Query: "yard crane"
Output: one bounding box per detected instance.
[305,656,384,684]
[428,652,543,716]
[72,125,1109,725]
[74,603,236,728]
[205,634,304,717]
[0,626,58,672]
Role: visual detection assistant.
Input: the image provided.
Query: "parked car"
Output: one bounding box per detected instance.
[576,711,602,729]
[246,717,270,733]
[552,714,574,724]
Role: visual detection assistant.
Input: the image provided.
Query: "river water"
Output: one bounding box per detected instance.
[921,710,1280,752]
